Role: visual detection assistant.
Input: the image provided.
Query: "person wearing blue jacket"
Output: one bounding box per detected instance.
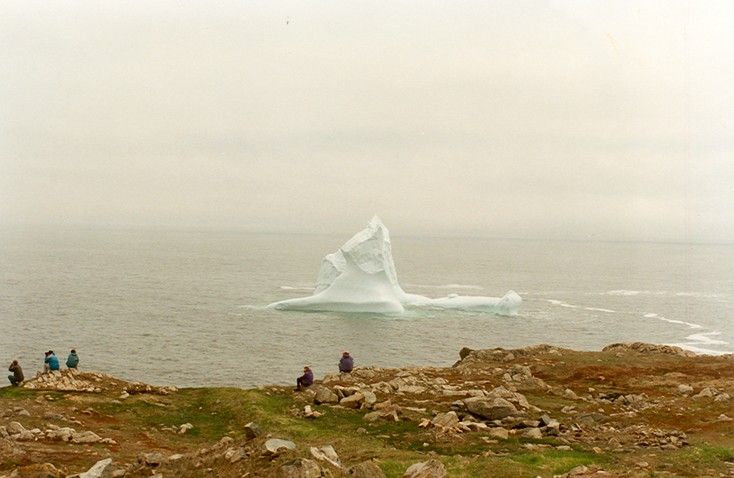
[44,351,60,372]
[66,349,79,369]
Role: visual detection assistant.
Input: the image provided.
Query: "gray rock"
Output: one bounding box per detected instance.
[13,430,35,441]
[464,397,518,420]
[431,411,459,429]
[7,422,26,435]
[79,458,113,478]
[142,452,165,466]
[487,427,509,440]
[72,430,103,444]
[224,446,247,463]
[576,412,608,426]
[348,460,386,478]
[563,388,579,399]
[244,421,262,440]
[403,459,447,478]
[178,422,194,434]
[361,390,378,407]
[540,414,560,434]
[313,386,339,404]
[677,384,693,394]
[276,458,322,478]
[45,427,75,442]
[693,387,716,399]
[340,392,365,408]
[265,438,297,454]
[309,445,341,468]
[522,427,543,439]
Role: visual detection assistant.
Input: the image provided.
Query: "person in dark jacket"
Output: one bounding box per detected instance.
[66,349,79,369]
[339,351,354,373]
[8,360,24,386]
[295,366,314,391]
[44,351,60,373]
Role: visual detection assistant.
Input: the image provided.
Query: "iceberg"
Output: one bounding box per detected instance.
[267,216,521,315]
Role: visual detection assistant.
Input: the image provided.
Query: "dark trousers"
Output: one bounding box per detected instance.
[8,375,20,386]
[296,377,311,390]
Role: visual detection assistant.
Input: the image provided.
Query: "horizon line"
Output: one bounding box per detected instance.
[1,221,732,247]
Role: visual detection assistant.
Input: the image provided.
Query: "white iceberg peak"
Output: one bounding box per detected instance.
[268,217,521,315]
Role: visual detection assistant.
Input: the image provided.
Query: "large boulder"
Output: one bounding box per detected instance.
[431,411,459,429]
[78,458,113,478]
[265,438,297,454]
[313,386,339,404]
[464,397,518,420]
[403,459,447,478]
[340,392,365,408]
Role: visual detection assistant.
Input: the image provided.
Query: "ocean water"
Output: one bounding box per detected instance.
[1,227,732,388]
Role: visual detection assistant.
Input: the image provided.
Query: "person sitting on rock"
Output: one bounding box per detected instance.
[8,360,24,386]
[295,366,314,391]
[44,351,60,373]
[339,351,354,373]
[66,349,79,369]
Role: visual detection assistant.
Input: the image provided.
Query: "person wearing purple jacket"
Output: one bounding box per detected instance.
[339,351,353,373]
[295,366,313,391]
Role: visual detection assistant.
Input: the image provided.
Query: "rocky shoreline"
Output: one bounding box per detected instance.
[1,343,733,477]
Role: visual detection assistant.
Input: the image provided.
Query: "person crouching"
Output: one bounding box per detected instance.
[8,360,24,386]
[66,349,79,369]
[295,366,314,391]
[44,351,60,373]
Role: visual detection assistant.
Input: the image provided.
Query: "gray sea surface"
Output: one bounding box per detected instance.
[1,227,732,388]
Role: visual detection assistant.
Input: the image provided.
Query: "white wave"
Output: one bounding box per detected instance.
[685,331,728,345]
[670,331,731,355]
[605,290,647,296]
[548,299,576,308]
[405,283,484,290]
[670,343,732,356]
[675,292,722,299]
[605,290,724,299]
[547,299,615,313]
[584,307,616,313]
[661,318,704,329]
[280,285,314,291]
[644,312,703,329]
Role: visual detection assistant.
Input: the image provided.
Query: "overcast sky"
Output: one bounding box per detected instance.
[1,1,732,242]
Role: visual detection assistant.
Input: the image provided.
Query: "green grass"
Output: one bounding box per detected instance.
[509,449,603,474]
[2,383,731,477]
